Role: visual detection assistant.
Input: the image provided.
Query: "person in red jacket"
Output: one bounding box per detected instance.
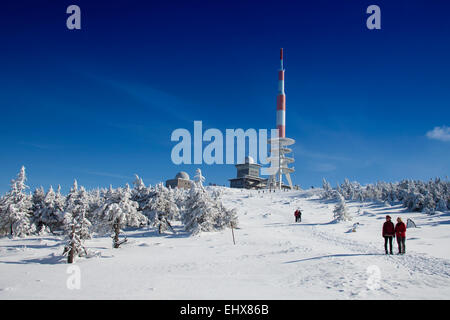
[294,209,300,223]
[395,217,407,254]
[382,215,395,254]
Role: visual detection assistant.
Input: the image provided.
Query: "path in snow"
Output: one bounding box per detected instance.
[221,189,450,299]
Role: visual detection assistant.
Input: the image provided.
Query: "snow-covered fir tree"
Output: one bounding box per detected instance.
[32,186,65,233]
[333,192,352,222]
[63,182,92,240]
[122,184,148,228]
[62,183,93,262]
[146,184,179,234]
[437,197,448,212]
[63,214,88,263]
[321,176,449,214]
[93,184,147,246]
[194,168,206,190]
[131,174,151,210]
[183,185,238,235]
[31,186,46,232]
[194,168,206,189]
[0,166,35,237]
[321,178,333,199]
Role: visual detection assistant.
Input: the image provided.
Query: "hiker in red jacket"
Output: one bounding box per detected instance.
[395,217,407,254]
[294,209,300,223]
[382,215,395,254]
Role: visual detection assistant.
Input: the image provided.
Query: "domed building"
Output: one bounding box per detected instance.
[175,171,190,180]
[166,171,192,189]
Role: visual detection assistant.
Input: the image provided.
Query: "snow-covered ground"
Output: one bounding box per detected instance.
[1,187,450,299]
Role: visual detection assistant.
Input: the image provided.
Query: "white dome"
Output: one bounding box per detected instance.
[175,171,190,180]
[245,156,255,164]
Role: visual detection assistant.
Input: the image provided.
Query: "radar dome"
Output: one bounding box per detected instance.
[245,156,255,164]
[175,171,190,180]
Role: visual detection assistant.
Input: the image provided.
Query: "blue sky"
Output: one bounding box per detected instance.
[0,0,449,194]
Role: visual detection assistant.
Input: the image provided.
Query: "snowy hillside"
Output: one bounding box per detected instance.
[1,187,450,299]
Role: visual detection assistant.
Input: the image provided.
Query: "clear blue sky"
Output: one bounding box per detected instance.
[0,0,449,194]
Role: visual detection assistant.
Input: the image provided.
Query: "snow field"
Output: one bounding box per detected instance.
[1,187,450,299]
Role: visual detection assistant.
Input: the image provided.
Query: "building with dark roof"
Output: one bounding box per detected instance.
[229,156,267,189]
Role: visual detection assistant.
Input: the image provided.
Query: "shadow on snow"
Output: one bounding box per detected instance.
[283,253,381,264]
[0,253,65,265]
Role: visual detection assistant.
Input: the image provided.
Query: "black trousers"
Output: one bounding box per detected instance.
[384,236,393,253]
[397,236,406,253]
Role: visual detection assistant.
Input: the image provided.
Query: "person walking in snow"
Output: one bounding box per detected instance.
[294,209,302,223]
[382,215,395,254]
[395,217,407,254]
[294,209,300,223]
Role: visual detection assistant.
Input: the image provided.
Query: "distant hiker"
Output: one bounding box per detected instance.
[382,215,395,254]
[294,209,302,223]
[395,217,407,254]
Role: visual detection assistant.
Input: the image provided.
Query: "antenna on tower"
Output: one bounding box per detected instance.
[266,48,295,190]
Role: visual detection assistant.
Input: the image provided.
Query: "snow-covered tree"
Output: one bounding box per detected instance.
[131,174,151,210]
[336,184,343,198]
[64,182,92,240]
[183,186,238,235]
[94,184,147,246]
[321,178,333,199]
[146,184,179,234]
[122,184,148,228]
[86,188,102,223]
[63,214,88,263]
[33,186,64,233]
[62,183,93,262]
[31,186,46,231]
[333,192,352,222]
[341,178,353,199]
[436,198,448,212]
[0,166,35,237]
[423,193,436,214]
[321,176,449,214]
[95,199,127,248]
[211,196,238,231]
[194,168,206,190]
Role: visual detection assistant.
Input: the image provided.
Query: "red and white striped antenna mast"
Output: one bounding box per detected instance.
[267,48,295,190]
